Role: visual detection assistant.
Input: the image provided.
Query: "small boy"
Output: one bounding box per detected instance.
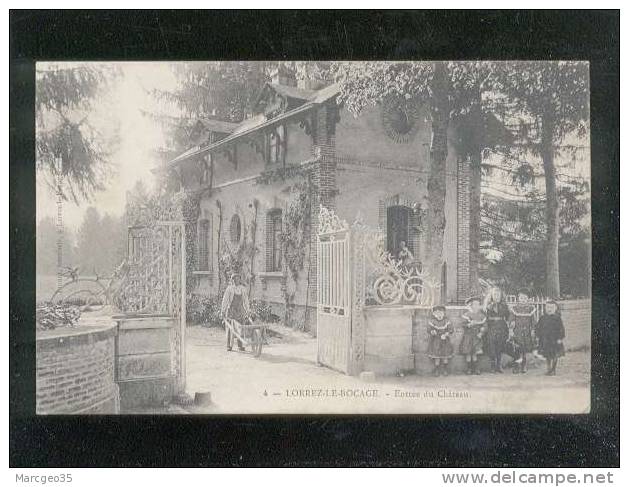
[458,296,487,375]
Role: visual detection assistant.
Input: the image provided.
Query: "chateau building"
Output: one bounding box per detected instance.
[162,68,481,332]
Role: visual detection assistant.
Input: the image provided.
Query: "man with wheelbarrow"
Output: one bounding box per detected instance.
[221,273,253,352]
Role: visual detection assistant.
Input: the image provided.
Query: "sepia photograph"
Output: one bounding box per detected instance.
[34,60,592,415]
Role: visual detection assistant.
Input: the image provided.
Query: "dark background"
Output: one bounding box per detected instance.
[10,10,620,467]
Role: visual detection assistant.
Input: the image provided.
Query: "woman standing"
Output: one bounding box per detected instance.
[483,287,510,373]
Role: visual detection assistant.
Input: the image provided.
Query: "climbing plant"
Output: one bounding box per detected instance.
[256,165,316,330]
[217,205,259,296]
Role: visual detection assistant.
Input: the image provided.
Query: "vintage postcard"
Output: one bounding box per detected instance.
[35,61,591,414]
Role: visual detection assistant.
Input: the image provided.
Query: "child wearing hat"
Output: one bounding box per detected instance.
[426,305,455,376]
[508,288,536,374]
[459,296,487,375]
[536,300,565,375]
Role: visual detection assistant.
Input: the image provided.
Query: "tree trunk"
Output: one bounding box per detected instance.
[541,110,561,298]
[425,62,450,281]
[468,96,483,295]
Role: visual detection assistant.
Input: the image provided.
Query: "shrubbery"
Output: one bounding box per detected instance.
[187,294,280,327]
[187,295,223,327]
[36,303,82,331]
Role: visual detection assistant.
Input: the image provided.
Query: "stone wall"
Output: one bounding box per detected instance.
[36,322,119,414]
[114,315,176,410]
[363,299,592,376]
[559,299,591,351]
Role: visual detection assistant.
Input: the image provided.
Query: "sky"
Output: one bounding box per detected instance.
[36,62,179,230]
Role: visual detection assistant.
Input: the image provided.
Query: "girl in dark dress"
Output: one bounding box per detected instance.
[536,301,565,375]
[426,305,455,377]
[508,288,536,374]
[459,296,487,375]
[483,287,510,373]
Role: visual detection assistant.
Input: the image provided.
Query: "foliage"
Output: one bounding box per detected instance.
[187,294,280,327]
[497,61,589,297]
[36,302,81,331]
[36,64,120,202]
[218,210,258,293]
[187,294,223,327]
[149,62,270,152]
[256,165,314,329]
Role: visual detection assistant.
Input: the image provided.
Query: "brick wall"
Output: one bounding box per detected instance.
[36,323,119,414]
[307,103,338,316]
[560,299,591,351]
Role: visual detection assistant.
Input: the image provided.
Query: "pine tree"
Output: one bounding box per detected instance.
[36,63,120,202]
[498,61,589,298]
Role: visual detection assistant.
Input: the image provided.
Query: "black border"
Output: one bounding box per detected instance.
[10,10,620,467]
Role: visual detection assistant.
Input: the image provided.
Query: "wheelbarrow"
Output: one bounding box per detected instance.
[224,318,267,357]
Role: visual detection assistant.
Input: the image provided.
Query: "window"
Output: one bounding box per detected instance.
[268,125,286,164]
[197,217,212,271]
[266,209,283,272]
[386,205,411,257]
[199,156,211,185]
[230,214,242,245]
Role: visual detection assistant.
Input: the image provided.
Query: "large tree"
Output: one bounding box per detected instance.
[36,63,120,202]
[498,61,589,298]
[149,61,270,153]
[332,61,509,283]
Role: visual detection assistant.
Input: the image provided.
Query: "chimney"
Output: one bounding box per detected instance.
[270,66,297,87]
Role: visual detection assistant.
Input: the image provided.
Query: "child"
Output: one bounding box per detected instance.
[427,305,454,377]
[459,296,487,375]
[508,288,536,374]
[483,286,510,373]
[536,300,565,375]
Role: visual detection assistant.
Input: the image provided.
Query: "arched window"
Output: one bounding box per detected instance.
[197,216,212,271]
[266,209,283,272]
[230,214,242,245]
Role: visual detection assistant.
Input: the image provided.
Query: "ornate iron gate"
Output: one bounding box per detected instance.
[115,221,187,394]
[317,207,354,374]
[316,206,440,376]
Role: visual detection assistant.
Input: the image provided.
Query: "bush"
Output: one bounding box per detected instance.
[187,294,223,327]
[187,295,280,327]
[36,302,81,331]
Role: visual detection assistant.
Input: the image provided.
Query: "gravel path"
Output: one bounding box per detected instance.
[178,324,590,414]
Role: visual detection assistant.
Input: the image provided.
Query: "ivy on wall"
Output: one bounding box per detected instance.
[256,164,316,330]
[217,203,259,297]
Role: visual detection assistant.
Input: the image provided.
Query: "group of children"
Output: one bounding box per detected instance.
[426,288,566,377]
